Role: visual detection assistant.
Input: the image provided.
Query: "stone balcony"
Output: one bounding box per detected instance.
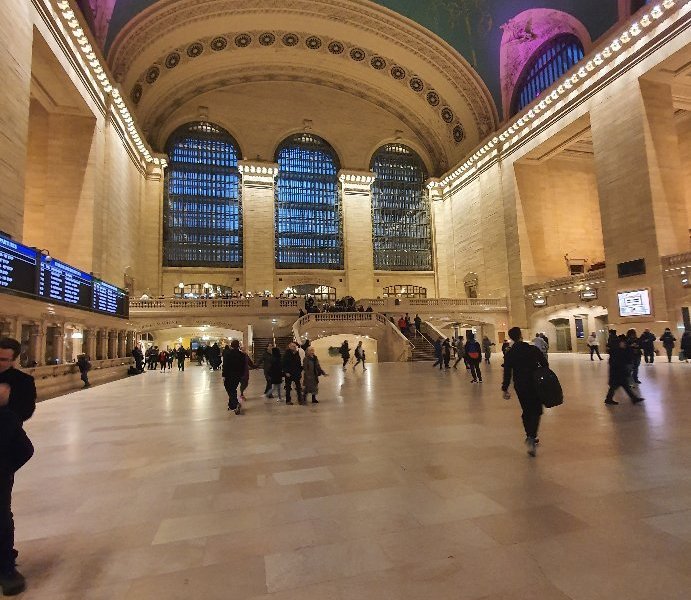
[524,269,607,299]
[357,297,508,312]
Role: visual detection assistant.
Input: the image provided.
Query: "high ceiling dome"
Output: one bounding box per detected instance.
[79,0,619,108]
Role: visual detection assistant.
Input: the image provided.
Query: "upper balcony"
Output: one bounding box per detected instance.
[524,269,607,303]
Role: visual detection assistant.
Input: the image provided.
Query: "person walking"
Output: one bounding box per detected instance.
[660,328,676,363]
[339,340,350,370]
[587,332,603,361]
[640,329,656,364]
[303,347,327,404]
[532,333,548,357]
[353,341,367,371]
[501,328,548,457]
[626,329,642,384]
[176,346,187,371]
[268,347,284,402]
[414,314,422,336]
[681,330,691,363]
[605,335,645,405]
[167,348,175,371]
[432,338,443,370]
[0,338,37,596]
[239,346,254,405]
[464,333,483,383]
[76,354,91,388]
[261,343,274,397]
[606,330,618,354]
[282,343,304,405]
[442,338,451,369]
[453,336,466,369]
[221,339,244,414]
[481,336,495,364]
[158,349,168,372]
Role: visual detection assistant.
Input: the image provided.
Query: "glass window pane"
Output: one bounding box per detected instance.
[370,144,432,271]
[163,122,242,267]
[275,134,343,269]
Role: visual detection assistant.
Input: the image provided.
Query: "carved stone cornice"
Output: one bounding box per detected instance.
[143,65,449,173]
[239,161,279,188]
[339,170,376,195]
[106,0,498,138]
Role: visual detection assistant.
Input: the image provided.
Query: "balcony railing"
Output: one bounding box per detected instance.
[357,297,508,311]
[129,297,300,314]
[662,251,691,270]
[524,269,606,295]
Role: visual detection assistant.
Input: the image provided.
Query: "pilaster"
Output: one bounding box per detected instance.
[339,170,376,299]
[239,161,279,294]
[29,322,46,367]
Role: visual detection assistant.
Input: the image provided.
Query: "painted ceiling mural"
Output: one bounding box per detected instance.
[77,0,619,108]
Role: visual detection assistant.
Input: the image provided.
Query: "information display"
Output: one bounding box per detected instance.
[618,289,652,317]
[0,235,37,296]
[38,255,92,309]
[93,279,129,318]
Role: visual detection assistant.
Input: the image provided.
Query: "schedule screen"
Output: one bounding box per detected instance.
[38,255,92,309]
[0,234,37,296]
[93,279,129,318]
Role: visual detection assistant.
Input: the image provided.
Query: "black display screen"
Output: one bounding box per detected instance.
[93,279,129,318]
[38,255,92,309]
[0,234,37,296]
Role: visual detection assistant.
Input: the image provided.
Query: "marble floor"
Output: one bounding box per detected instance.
[13,355,691,599]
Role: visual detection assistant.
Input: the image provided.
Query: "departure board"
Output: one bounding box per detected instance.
[38,255,92,309]
[0,234,37,296]
[93,279,129,318]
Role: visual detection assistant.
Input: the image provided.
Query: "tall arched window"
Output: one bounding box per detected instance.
[275,133,342,269]
[370,144,432,271]
[511,34,585,115]
[163,122,242,267]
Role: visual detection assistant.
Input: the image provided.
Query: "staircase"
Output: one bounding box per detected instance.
[402,327,437,362]
[253,335,294,365]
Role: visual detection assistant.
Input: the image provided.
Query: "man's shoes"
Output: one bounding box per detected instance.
[470,379,478,383]
[286,401,294,405]
[605,399,619,405]
[0,568,26,596]
[525,437,537,457]
[634,380,642,384]
[478,379,483,383]
[267,394,274,399]
[632,397,645,404]
[311,399,319,404]
[234,406,243,415]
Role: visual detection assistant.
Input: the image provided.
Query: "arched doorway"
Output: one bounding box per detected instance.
[549,318,572,352]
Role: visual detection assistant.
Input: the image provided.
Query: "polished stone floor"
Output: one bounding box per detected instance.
[14,355,691,599]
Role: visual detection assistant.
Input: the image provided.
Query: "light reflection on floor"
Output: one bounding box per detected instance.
[11,354,691,599]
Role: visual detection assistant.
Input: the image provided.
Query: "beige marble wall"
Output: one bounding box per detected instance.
[341,180,375,300]
[514,156,604,283]
[0,0,32,239]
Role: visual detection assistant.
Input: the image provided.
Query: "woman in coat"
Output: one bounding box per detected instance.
[339,340,350,369]
[302,347,327,404]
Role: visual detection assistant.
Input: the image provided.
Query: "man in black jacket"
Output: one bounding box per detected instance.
[501,328,548,457]
[221,340,245,414]
[605,335,645,406]
[639,329,656,364]
[282,343,303,405]
[0,338,37,596]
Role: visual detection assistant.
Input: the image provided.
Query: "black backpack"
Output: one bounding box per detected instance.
[533,366,563,408]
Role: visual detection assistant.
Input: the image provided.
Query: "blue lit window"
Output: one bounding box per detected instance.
[370,144,432,271]
[511,34,584,115]
[275,134,343,269]
[163,122,242,267]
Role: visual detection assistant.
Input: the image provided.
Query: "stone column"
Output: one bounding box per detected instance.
[591,79,683,330]
[107,330,118,359]
[238,161,279,294]
[428,182,452,298]
[136,159,165,296]
[29,322,46,366]
[97,329,108,360]
[83,329,97,360]
[117,331,126,358]
[125,331,135,356]
[51,324,65,365]
[339,171,376,299]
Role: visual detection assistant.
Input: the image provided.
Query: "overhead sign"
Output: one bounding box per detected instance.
[618,289,652,317]
[38,255,93,309]
[0,235,37,297]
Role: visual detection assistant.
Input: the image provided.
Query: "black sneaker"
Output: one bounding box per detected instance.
[632,397,645,404]
[605,399,619,405]
[0,568,26,596]
[311,399,319,404]
[525,437,537,457]
[286,401,294,405]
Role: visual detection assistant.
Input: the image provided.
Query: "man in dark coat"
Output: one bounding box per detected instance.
[282,343,303,405]
[639,329,656,364]
[221,340,245,414]
[605,335,645,406]
[501,327,548,457]
[0,338,37,596]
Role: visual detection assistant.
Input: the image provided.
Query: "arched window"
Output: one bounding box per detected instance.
[275,133,342,269]
[163,122,242,267]
[370,144,432,271]
[511,34,585,115]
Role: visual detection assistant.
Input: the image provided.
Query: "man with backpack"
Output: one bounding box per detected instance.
[501,327,549,457]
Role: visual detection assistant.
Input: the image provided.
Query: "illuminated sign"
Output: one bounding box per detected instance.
[0,234,37,296]
[533,297,547,307]
[618,289,651,317]
[38,255,93,309]
[580,289,598,300]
